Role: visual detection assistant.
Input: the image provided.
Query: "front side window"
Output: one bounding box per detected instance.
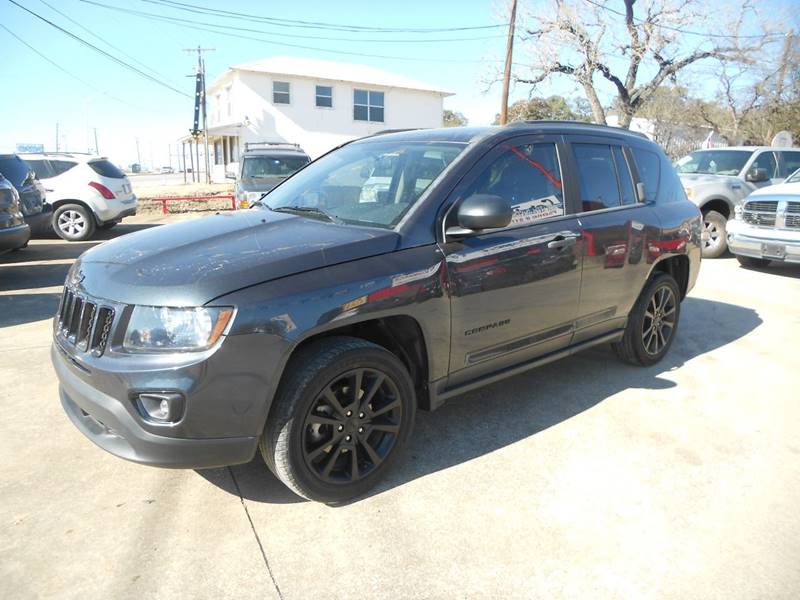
[24,159,55,180]
[461,143,564,228]
[316,85,333,108]
[750,151,778,178]
[354,89,384,122]
[573,144,622,212]
[632,149,661,203]
[613,146,637,205]
[675,150,752,176]
[273,81,290,104]
[261,141,465,228]
[49,160,78,176]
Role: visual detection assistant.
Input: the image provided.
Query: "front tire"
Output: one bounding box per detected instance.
[701,209,727,258]
[260,337,416,503]
[736,255,771,269]
[614,272,681,366]
[53,204,95,241]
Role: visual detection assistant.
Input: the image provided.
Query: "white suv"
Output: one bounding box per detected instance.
[21,153,137,241]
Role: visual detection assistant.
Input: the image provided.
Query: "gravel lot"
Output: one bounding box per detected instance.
[1,214,799,599]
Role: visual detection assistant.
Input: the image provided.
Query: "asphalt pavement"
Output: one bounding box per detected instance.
[1,215,799,599]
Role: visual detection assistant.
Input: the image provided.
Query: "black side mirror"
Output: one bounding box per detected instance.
[450,194,512,235]
[746,167,769,182]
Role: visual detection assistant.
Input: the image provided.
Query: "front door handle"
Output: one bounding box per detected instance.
[547,234,579,249]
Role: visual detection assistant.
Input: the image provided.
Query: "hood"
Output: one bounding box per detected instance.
[239,176,286,192]
[748,181,800,198]
[71,209,400,306]
[678,173,737,187]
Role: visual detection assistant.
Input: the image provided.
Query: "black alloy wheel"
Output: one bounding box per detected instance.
[302,368,402,485]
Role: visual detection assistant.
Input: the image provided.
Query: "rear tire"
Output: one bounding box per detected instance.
[53,204,95,241]
[736,255,770,269]
[260,336,416,503]
[614,272,681,366]
[701,209,727,258]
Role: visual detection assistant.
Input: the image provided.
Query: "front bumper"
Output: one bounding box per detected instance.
[727,220,800,264]
[0,223,31,251]
[51,333,271,469]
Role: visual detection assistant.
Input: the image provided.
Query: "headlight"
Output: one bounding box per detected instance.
[123,306,234,352]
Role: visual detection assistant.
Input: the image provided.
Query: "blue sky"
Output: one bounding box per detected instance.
[0,0,794,167]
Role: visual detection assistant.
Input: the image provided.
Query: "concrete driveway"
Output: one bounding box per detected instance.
[1,215,799,599]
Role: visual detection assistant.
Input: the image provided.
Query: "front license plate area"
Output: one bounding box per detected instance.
[762,242,785,260]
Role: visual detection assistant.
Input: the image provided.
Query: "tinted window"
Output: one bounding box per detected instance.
[751,151,778,178]
[50,160,78,176]
[242,155,309,178]
[780,151,800,178]
[574,144,621,211]
[88,160,125,179]
[632,149,661,202]
[25,159,55,179]
[0,155,31,187]
[273,81,290,104]
[315,85,333,108]
[462,143,564,227]
[613,146,636,205]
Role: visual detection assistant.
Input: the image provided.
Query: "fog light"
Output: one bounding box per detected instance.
[136,392,184,423]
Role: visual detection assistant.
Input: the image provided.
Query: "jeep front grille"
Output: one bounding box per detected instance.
[57,288,115,355]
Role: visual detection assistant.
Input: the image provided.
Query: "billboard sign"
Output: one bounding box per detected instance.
[16,143,44,153]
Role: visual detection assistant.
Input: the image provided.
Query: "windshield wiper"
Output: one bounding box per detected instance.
[270,205,342,224]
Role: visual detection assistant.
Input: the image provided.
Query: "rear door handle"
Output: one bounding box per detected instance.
[547,234,579,249]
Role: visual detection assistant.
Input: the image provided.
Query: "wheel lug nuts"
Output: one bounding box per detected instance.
[346,410,352,417]
[358,427,364,433]
[345,435,352,442]
[358,412,365,418]
[337,425,344,432]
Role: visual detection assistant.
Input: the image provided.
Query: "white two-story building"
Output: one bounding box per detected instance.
[203,56,453,173]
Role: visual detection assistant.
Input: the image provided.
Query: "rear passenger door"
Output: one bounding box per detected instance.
[565,137,661,343]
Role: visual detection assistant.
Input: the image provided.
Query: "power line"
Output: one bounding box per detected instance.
[0,22,157,113]
[7,0,191,98]
[582,0,785,40]
[141,0,507,33]
[80,0,509,64]
[79,1,505,44]
[37,0,171,80]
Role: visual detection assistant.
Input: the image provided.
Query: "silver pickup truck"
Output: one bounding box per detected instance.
[675,147,800,257]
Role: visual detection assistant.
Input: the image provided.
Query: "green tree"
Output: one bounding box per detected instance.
[493,95,586,124]
[443,109,468,127]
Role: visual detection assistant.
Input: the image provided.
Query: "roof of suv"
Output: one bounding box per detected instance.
[17,152,108,163]
[356,121,653,146]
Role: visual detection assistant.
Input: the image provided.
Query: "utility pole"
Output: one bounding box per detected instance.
[184,46,215,184]
[498,0,517,125]
[55,122,59,152]
[94,128,99,155]
[135,137,141,167]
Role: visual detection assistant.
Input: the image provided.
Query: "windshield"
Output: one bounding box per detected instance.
[260,140,466,228]
[675,150,752,176]
[242,155,309,179]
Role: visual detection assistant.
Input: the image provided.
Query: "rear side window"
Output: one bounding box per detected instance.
[25,159,55,179]
[0,156,31,188]
[779,151,800,178]
[50,160,78,176]
[632,149,661,203]
[88,160,125,179]
[573,144,621,211]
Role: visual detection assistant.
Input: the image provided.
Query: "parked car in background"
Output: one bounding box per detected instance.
[53,123,701,503]
[675,146,800,257]
[233,142,310,208]
[21,152,137,241]
[0,173,30,255]
[727,179,800,267]
[0,153,52,237]
[160,166,174,174]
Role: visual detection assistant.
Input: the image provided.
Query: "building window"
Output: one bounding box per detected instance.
[214,93,221,123]
[273,81,290,104]
[354,89,384,122]
[316,85,333,108]
[225,85,232,117]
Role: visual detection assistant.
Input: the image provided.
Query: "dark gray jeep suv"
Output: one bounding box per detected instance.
[52,123,702,502]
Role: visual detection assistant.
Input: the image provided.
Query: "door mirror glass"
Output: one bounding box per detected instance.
[456,194,512,231]
[746,167,769,182]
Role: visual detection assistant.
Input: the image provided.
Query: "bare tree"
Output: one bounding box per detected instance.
[515,0,767,128]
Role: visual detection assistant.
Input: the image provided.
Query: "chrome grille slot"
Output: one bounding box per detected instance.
[745,201,778,212]
[742,200,778,227]
[742,212,776,226]
[786,214,800,228]
[787,202,800,214]
[56,288,115,356]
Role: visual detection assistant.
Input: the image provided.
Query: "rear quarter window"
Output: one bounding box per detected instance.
[24,159,55,179]
[88,160,125,179]
[631,148,661,202]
